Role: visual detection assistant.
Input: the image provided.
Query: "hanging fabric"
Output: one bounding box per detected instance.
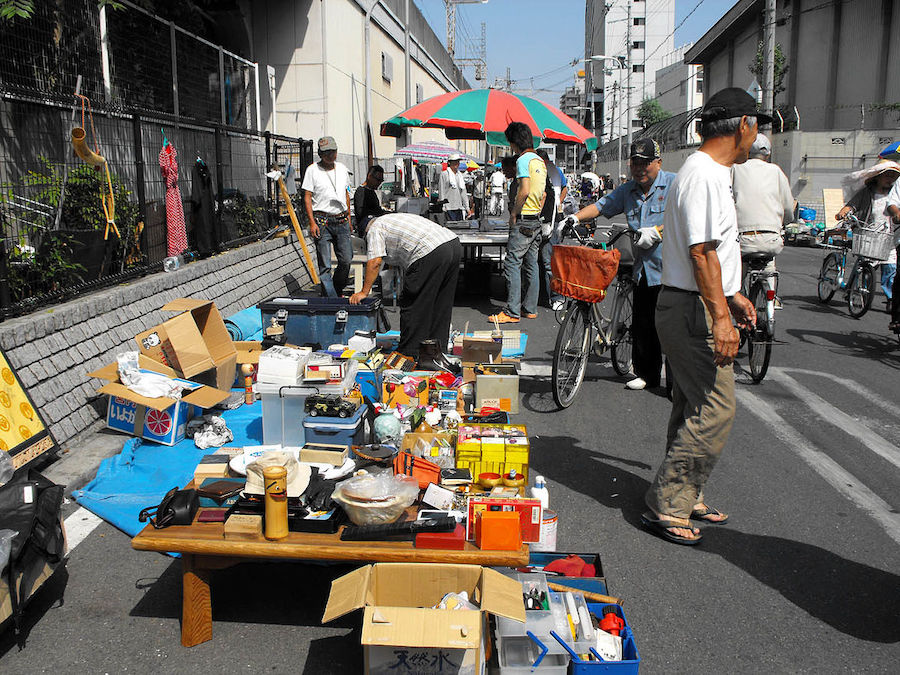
[284,162,297,195]
[190,159,217,257]
[159,140,188,257]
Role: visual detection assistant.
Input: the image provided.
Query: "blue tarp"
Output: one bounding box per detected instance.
[72,394,263,540]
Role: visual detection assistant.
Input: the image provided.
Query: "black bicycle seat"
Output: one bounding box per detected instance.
[741,252,775,269]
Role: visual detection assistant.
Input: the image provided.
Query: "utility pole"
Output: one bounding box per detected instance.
[761,0,776,130]
[626,0,633,150]
[610,82,621,180]
[445,0,457,56]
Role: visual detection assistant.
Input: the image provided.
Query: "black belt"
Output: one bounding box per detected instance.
[661,285,700,296]
[314,211,348,223]
[520,214,540,221]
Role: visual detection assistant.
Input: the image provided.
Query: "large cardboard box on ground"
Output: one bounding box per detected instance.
[135,298,237,391]
[322,563,525,675]
[88,355,229,446]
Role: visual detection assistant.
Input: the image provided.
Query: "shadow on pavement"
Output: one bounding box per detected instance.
[531,434,900,643]
[785,327,900,368]
[0,566,69,656]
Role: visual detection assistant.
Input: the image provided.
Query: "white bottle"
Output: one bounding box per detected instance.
[530,475,549,509]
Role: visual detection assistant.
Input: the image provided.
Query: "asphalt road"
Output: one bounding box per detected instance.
[2,243,899,673]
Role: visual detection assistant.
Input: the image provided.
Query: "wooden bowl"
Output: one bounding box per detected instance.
[478,472,502,489]
[501,472,525,488]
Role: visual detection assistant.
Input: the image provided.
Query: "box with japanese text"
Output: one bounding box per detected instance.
[322,563,525,675]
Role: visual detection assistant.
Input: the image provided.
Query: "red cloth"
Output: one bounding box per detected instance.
[544,554,596,577]
[159,143,188,257]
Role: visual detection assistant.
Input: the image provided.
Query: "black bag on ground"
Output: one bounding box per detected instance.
[0,468,66,641]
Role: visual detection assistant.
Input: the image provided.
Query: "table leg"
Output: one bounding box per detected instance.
[181,553,213,647]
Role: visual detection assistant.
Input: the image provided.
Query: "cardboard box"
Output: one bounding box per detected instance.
[475,363,519,414]
[88,355,229,446]
[322,563,525,675]
[135,298,237,391]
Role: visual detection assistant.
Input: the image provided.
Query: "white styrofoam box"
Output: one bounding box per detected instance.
[257,346,311,385]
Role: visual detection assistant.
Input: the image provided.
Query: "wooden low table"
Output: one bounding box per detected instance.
[132,505,529,647]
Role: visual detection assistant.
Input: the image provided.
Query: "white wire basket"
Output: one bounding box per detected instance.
[851,226,894,262]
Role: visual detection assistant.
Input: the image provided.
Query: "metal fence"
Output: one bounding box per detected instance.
[0,94,312,319]
[0,0,259,130]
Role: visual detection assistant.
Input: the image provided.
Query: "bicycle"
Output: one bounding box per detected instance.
[740,251,779,383]
[551,224,637,408]
[817,215,893,318]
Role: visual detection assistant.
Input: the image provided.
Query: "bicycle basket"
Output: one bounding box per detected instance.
[550,245,621,303]
[851,226,893,262]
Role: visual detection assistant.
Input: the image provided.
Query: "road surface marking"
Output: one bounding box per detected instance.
[519,361,615,378]
[737,388,900,546]
[767,368,900,471]
[64,507,102,553]
[777,367,897,418]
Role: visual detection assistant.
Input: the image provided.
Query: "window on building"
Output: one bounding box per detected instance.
[632,64,644,73]
[695,120,702,135]
[632,119,643,128]
[679,79,686,97]
[632,41,645,50]
[634,17,645,25]
[696,71,704,94]
[416,83,423,104]
[381,52,393,83]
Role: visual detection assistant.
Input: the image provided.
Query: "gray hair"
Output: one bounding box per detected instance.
[700,115,757,140]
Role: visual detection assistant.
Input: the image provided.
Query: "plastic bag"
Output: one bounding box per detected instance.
[0,529,18,574]
[117,351,185,399]
[434,591,478,611]
[0,451,14,486]
[332,472,419,526]
[186,415,233,449]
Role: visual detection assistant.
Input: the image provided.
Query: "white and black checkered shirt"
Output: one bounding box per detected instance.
[365,213,458,270]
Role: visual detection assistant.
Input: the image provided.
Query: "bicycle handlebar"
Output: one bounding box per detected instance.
[561,220,638,249]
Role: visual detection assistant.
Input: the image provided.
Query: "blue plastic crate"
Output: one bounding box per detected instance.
[302,403,371,450]
[527,551,608,596]
[561,603,640,674]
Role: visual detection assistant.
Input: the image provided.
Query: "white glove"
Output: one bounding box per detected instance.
[636,226,662,249]
[561,214,579,231]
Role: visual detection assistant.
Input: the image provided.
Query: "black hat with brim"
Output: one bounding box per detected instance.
[700,87,773,125]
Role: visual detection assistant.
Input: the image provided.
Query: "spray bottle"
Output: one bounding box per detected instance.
[530,475,549,509]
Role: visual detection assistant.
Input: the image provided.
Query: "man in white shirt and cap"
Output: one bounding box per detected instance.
[301,136,353,296]
[642,88,760,546]
[439,154,473,222]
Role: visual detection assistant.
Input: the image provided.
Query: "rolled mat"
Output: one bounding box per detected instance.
[225,307,263,341]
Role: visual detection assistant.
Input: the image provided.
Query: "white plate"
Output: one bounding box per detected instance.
[229,447,356,480]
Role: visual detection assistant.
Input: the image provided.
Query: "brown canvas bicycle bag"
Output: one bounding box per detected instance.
[551,245,621,303]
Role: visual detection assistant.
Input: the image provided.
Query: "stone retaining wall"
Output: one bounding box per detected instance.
[0,236,312,448]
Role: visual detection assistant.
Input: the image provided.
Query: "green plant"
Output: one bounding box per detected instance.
[0,1,124,20]
[222,189,264,237]
[637,98,671,128]
[5,232,86,302]
[749,41,789,109]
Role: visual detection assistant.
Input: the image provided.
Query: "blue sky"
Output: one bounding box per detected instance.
[413,0,731,104]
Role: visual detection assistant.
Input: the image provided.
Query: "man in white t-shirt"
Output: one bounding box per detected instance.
[489,168,506,215]
[439,154,472,222]
[642,88,760,546]
[301,136,353,297]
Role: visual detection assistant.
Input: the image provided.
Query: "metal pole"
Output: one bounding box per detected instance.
[99,5,112,102]
[214,126,225,232]
[626,1,633,150]
[265,130,273,225]
[253,62,262,132]
[761,0,776,130]
[132,112,147,264]
[170,22,179,115]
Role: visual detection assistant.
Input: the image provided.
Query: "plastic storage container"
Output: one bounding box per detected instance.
[560,603,640,674]
[303,403,371,450]
[257,296,382,347]
[258,383,318,446]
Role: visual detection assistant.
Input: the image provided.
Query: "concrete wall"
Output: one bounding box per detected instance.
[0,237,312,449]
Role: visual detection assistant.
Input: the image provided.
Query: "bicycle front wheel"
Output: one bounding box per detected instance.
[817,253,840,303]
[847,264,875,318]
[747,283,772,383]
[610,283,634,377]
[552,301,592,408]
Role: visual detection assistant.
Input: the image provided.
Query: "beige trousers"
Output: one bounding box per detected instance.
[646,287,736,518]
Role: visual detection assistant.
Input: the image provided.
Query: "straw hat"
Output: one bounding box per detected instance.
[841,159,900,198]
[244,451,311,497]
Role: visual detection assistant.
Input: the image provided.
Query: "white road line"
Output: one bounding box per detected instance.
[766,369,900,471]
[737,388,900,546]
[519,361,615,378]
[64,506,102,553]
[777,367,897,419]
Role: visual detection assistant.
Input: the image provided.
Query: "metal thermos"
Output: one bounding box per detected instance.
[263,466,289,540]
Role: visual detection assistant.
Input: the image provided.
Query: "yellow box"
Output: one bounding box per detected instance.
[481,437,506,463]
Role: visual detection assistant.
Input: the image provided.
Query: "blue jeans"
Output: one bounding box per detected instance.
[445,209,464,222]
[882,263,896,300]
[314,216,353,297]
[504,221,541,317]
[539,232,561,306]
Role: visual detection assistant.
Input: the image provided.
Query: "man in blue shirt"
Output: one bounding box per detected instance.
[562,138,674,391]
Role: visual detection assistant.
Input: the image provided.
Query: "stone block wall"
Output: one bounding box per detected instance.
[0,236,312,448]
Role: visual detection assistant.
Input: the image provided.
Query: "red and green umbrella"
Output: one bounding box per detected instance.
[381,88,598,151]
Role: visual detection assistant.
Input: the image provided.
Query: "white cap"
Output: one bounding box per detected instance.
[448,153,462,161]
[751,133,771,156]
[535,475,545,486]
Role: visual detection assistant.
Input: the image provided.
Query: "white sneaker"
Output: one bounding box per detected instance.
[625,377,646,390]
[551,299,565,311]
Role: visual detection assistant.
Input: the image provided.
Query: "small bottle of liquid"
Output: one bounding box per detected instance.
[530,475,549,509]
[263,466,289,540]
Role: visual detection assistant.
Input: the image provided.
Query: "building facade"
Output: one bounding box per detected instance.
[584,0,675,143]
[247,0,473,177]
[684,0,900,132]
[558,73,586,172]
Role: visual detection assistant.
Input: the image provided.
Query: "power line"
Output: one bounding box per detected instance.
[643,0,708,65]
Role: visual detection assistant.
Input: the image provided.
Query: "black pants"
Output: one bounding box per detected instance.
[632,276,663,387]
[398,239,462,360]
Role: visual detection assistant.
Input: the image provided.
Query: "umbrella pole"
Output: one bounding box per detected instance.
[277,175,320,285]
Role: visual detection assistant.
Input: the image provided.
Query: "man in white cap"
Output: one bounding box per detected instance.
[732,132,795,299]
[302,136,353,296]
[439,153,473,222]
